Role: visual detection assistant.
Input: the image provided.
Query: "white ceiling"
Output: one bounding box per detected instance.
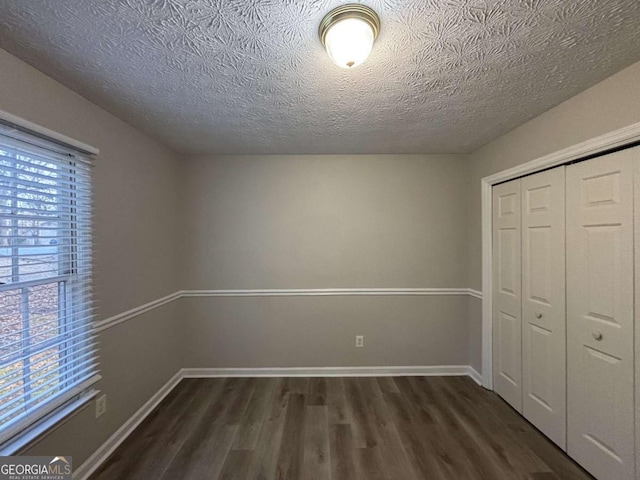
[0,1,639,155]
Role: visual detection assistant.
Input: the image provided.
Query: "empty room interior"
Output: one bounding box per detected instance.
[0,1,639,479]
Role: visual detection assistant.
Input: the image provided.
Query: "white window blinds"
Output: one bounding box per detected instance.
[0,125,98,445]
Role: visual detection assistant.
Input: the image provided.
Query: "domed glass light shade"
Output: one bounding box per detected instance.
[319,5,380,69]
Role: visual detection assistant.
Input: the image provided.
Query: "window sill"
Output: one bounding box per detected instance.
[0,382,101,456]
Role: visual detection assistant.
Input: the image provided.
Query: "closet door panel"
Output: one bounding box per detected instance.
[567,150,635,480]
[493,179,522,412]
[521,166,566,449]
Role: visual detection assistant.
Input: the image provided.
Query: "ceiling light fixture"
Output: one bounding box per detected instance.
[319,4,380,69]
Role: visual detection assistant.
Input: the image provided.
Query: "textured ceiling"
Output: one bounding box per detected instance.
[0,1,640,155]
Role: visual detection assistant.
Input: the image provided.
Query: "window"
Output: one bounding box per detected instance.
[0,124,97,445]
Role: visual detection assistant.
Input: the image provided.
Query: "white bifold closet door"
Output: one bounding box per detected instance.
[492,179,523,412]
[566,149,636,480]
[493,168,567,445]
[521,166,566,449]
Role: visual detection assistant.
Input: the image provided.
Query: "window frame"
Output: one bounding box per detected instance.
[0,122,99,451]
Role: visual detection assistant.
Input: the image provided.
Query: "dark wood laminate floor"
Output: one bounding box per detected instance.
[90,376,594,480]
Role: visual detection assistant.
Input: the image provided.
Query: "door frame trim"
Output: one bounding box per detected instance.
[481,121,640,389]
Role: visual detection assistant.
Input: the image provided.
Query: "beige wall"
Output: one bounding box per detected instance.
[466,59,640,372]
[0,48,183,465]
[182,154,468,288]
[181,154,472,369]
[184,296,469,368]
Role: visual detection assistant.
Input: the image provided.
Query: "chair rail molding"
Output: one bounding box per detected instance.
[480,120,640,390]
[92,288,483,333]
[181,287,482,298]
[92,291,182,333]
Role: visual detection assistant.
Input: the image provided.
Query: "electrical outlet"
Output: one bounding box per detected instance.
[355,335,364,348]
[95,394,107,419]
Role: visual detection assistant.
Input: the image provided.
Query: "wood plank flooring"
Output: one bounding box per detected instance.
[90,376,594,480]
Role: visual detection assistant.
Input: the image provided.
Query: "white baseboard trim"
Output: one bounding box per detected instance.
[73,370,183,480]
[181,365,475,378]
[74,364,483,479]
[467,366,483,386]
